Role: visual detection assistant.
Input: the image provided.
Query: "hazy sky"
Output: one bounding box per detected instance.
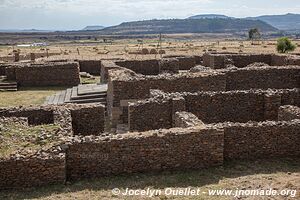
[0,0,300,30]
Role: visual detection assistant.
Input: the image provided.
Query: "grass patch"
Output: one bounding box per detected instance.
[0,87,67,107]
[0,121,61,158]
[0,158,299,200]
[80,76,100,85]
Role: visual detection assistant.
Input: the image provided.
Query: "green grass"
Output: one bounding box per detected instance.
[0,121,61,158]
[0,158,299,200]
[80,76,100,85]
[0,87,67,107]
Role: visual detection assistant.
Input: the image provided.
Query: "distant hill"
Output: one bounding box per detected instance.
[82,26,105,31]
[247,13,300,30]
[99,18,277,35]
[188,14,231,19]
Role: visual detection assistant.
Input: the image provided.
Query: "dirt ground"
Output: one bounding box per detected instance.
[1,36,300,62]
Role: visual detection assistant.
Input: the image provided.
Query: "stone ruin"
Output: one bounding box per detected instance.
[0,53,300,189]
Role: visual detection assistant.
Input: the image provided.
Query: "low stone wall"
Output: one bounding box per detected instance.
[101,61,123,83]
[0,104,106,136]
[129,98,173,131]
[203,53,272,69]
[214,120,300,160]
[66,126,224,181]
[128,89,300,131]
[116,59,160,75]
[4,63,21,80]
[159,58,179,73]
[224,66,300,91]
[278,105,300,121]
[0,154,65,189]
[78,60,101,75]
[10,62,80,87]
[203,53,300,69]
[176,56,197,70]
[108,68,226,126]
[70,104,105,136]
[0,64,7,76]
[0,106,55,125]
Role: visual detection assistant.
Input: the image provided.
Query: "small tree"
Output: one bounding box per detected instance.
[249,28,261,43]
[277,37,296,53]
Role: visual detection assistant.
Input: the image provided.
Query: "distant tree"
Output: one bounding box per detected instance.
[249,28,261,43]
[277,37,296,53]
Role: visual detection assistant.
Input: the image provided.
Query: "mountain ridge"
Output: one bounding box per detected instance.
[99,18,277,35]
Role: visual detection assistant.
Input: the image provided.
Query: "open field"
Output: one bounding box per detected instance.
[1,158,299,200]
[1,37,300,62]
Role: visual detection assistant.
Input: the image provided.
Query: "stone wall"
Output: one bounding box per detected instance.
[0,106,55,125]
[4,64,21,80]
[101,61,123,83]
[159,58,179,73]
[129,99,173,131]
[108,68,226,126]
[66,126,224,181]
[0,154,65,189]
[214,120,300,160]
[116,59,160,75]
[70,104,105,136]
[176,56,197,70]
[0,64,7,76]
[78,60,101,75]
[0,104,106,136]
[128,89,300,131]
[203,53,300,69]
[278,105,300,121]
[224,66,300,91]
[10,62,80,86]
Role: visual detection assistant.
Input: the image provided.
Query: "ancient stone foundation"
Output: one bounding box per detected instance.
[66,126,224,181]
[4,62,80,86]
[78,60,101,75]
[1,53,300,190]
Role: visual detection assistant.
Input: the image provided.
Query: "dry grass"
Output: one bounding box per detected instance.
[0,158,299,200]
[2,39,300,62]
[0,122,61,158]
[80,76,100,85]
[0,87,67,107]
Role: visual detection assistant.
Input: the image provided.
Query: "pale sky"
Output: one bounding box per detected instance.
[0,0,300,30]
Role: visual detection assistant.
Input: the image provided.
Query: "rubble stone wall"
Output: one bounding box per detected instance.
[224,66,300,91]
[129,99,173,131]
[70,104,105,136]
[116,60,160,75]
[0,106,55,125]
[176,56,197,70]
[203,53,300,69]
[0,155,65,189]
[101,61,124,83]
[128,89,300,131]
[215,120,300,160]
[66,127,224,181]
[108,69,226,126]
[278,105,300,121]
[78,60,101,75]
[15,62,80,86]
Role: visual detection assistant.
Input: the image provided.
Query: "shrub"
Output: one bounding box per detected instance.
[277,37,296,53]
